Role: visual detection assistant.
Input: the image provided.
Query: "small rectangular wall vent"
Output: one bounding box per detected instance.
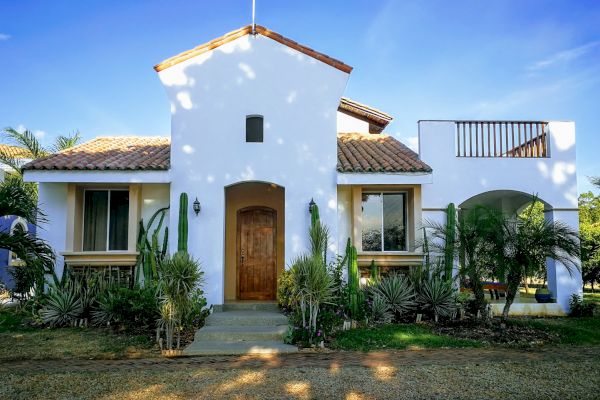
[246,115,264,142]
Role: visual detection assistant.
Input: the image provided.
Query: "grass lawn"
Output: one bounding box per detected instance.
[0,308,157,361]
[510,317,600,346]
[329,323,482,351]
[584,292,600,305]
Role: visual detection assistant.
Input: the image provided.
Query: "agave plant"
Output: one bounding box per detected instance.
[370,273,416,320]
[417,277,456,322]
[370,293,393,324]
[40,283,83,327]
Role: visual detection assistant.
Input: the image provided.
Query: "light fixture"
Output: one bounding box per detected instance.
[309,198,316,214]
[193,197,201,216]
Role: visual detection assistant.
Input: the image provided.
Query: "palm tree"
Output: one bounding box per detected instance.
[427,205,504,314]
[0,127,81,176]
[0,177,56,291]
[496,204,580,320]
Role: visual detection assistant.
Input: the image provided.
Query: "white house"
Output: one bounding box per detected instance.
[22,25,581,314]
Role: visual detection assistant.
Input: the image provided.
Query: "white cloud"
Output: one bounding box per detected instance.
[0,33,10,41]
[528,41,600,71]
[34,130,46,139]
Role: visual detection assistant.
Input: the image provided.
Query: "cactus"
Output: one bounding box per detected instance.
[369,259,379,282]
[310,201,320,228]
[444,203,456,281]
[177,193,188,253]
[346,240,360,318]
[422,226,430,268]
[135,206,169,285]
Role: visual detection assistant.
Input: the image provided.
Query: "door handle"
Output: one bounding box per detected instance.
[240,249,245,265]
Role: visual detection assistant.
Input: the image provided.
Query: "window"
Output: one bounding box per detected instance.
[83,189,129,251]
[361,192,407,251]
[246,115,264,142]
[9,221,27,266]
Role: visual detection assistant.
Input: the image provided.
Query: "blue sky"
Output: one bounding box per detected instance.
[1,0,599,193]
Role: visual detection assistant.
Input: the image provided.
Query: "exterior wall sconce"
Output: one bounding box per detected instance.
[308,198,316,214]
[193,197,201,216]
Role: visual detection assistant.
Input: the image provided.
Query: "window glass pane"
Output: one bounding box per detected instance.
[83,191,108,251]
[246,115,264,142]
[109,191,129,250]
[361,193,382,251]
[383,193,406,251]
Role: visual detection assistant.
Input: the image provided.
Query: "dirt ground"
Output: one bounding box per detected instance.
[2,347,600,399]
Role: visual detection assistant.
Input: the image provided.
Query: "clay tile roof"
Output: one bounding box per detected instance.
[22,137,170,171]
[337,133,432,173]
[338,97,394,127]
[0,144,31,159]
[154,25,352,74]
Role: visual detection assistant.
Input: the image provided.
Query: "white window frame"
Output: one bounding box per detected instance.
[361,191,408,253]
[8,218,28,266]
[81,188,129,252]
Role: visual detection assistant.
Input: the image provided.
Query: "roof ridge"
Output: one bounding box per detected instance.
[154,25,352,74]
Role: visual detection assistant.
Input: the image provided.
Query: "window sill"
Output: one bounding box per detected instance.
[357,251,424,266]
[61,251,139,266]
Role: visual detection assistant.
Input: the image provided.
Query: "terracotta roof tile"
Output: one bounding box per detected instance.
[0,144,31,159]
[154,25,352,74]
[338,97,393,127]
[337,133,432,173]
[23,137,170,171]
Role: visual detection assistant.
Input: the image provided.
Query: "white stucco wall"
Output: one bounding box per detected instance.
[158,33,349,306]
[37,183,69,280]
[419,120,577,210]
[419,120,580,311]
[140,184,171,244]
[337,186,352,254]
[337,111,369,133]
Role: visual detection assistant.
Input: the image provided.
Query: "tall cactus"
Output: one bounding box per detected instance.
[444,203,456,281]
[135,206,169,285]
[346,239,360,318]
[369,259,379,282]
[310,201,320,228]
[177,192,188,253]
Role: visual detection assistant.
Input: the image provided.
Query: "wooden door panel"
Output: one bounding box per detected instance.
[237,207,277,300]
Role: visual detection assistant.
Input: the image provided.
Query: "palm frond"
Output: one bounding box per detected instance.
[2,127,48,159]
[52,131,82,152]
[0,177,43,223]
[0,150,25,174]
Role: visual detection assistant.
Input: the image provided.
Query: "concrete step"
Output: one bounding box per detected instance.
[205,310,288,327]
[183,340,298,356]
[194,325,288,342]
[222,302,279,312]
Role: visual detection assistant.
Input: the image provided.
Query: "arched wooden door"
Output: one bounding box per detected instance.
[237,207,277,300]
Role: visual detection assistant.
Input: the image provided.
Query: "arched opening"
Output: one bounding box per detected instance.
[9,218,28,267]
[224,182,285,301]
[458,190,559,310]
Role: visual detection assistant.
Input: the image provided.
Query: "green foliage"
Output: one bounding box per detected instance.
[568,294,597,317]
[579,191,600,290]
[177,193,188,253]
[309,218,329,264]
[40,283,83,327]
[135,207,169,285]
[92,285,159,330]
[346,239,361,319]
[369,259,379,282]
[416,277,456,321]
[369,293,393,324]
[370,273,416,320]
[444,203,456,280]
[277,268,296,311]
[156,251,206,349]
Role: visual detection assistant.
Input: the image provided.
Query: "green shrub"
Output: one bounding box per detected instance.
[370,273,416,320]
[40,283,83,327]
[277,268,296,311]
[369,293,393,324]
[183,288,210,329]
[92,285,159,330]
[569,294,597,317]
[416,277,456,321]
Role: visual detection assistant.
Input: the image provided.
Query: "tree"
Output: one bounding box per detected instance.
[579,191,600,291]
[496,200,580,320]
[0,177,56,292]
[0,127,81,176]
[518,201,546,293]
[427,205,504,315]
